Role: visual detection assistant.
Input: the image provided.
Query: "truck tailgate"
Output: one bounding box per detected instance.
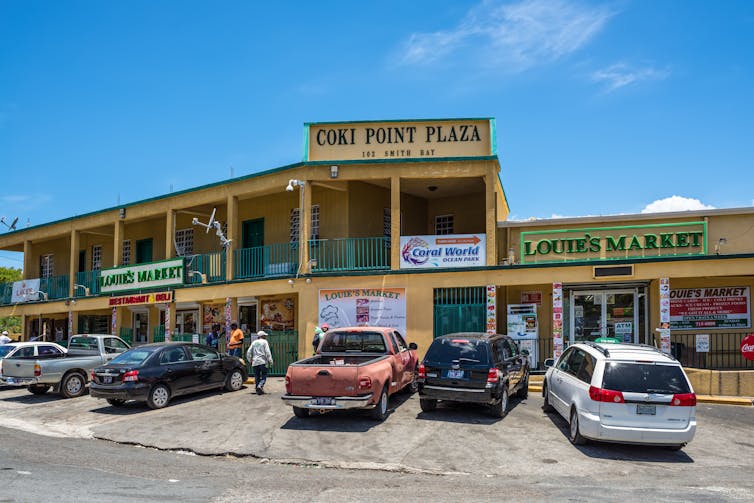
[1,359,39,378]
[288,364,363,397]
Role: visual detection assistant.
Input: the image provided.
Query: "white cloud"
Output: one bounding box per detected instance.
[591,62,670,92]
[396,0,614,71]
[641,196,715,214]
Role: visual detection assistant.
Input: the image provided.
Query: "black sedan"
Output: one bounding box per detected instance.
[90,342,248,409]
[417,333,530,418]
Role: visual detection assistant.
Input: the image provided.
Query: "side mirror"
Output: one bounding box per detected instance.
[521,349,530,357]
[544,358,555,368]
[408,342,418,350]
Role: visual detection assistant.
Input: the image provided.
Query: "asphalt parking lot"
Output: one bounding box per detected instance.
[1,379,753,491]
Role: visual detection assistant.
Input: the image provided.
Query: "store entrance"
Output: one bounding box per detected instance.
[569,288,645,344]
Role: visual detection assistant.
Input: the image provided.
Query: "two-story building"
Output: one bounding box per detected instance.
[1,118,753,378]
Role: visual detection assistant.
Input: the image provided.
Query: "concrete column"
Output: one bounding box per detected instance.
[69,230,79,297]
[114,220,124,266]
[390,176,401,271]
[301,180,311,273]
[165,208,175,259]
[23,240,32,278]
[226,195,238,281]
[485,171,497,266]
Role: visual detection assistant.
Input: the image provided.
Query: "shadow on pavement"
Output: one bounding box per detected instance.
[0,392,69,404]
[414,397,525,424]
[543,407,695,463]
[88,386,246,415]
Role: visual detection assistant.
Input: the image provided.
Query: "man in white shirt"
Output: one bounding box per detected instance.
[0,331,11,344]
[246,331,273,395]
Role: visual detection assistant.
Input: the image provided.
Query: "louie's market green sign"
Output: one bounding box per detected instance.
[99,258,184,294]
[520,221,707,264]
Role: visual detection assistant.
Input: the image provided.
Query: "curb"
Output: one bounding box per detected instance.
[527,385,753,406]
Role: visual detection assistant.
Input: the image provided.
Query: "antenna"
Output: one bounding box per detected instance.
[0,217,19,231]
[206,208,216,233]
[191,207,230,249]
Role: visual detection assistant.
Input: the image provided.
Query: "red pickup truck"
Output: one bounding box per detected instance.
[281,326,418,421]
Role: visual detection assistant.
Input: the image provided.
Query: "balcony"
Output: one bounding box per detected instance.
[309,237,390,273]
[38,275,69,301]
[184,251,227,284]
[74,270,101,298]
[234,243,298,279]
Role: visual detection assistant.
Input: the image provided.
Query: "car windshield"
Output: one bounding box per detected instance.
[424,338,490,366]
[320,331,387,353]
[0,345,15,358]
[602,362,691,394]
[108,348,155,366]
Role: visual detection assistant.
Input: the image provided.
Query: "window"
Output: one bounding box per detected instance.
[435,214,454,235]
[188,345,219,361]
[564,349,587,380]
[37,345,64,357]
[393,331,408,352]
[289,205,320,242]
[122,240,131,265]
[577,353,595,383]
[103,338,129,354]
[498,340,511,359]
[557,347,576,372]
[13,347,35,358]
[40,254,54,279]
[424,338,491,366]
[383,207,391,248]
[91,245,102,270]
[602,362,691,394]
[175,228,194,256]
[160,347,187,364]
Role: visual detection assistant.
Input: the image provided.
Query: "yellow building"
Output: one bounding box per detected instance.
[1,118,753,378]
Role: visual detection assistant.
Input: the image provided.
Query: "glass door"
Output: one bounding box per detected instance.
[570,289,639,344]
[133,311,149,344]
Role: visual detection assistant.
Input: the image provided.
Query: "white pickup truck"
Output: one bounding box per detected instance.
[0,334,130,398]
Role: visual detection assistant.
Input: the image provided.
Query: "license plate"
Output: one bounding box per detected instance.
[636,404,656,415]
[313,397,334,406]
[6,377,15,384]
[103,376,112,384]
[446,369,464,379]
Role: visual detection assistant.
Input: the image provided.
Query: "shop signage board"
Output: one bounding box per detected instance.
[305,119,494,162]
[108,291,173,307]
[520,221,707,264]
[696,333,710,353]
[552,282,563,360]
[399,234,486,269]
[11,278,41,303]
[670,287,750,330]
[741,335,754,361]
[99,258,184,294]
[521,291,542,305]
[318,288,407,335]
[486,285,497,334]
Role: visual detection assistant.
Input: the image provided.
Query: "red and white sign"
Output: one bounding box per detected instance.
[670,287,750,330]
[486,285,497,334]
[521,291,542,305]
[741,334,754,361]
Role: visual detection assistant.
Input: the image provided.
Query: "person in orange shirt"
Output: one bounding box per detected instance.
[227,322,244,357]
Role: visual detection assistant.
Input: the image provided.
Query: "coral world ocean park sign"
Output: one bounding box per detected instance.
[99,258,184,294]
[399,234,486,269]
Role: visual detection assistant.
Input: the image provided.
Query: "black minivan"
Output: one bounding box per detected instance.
[417,333,530,418]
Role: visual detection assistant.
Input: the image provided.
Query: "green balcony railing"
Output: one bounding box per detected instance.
[309,237,390,273]
[153,326,165,343]
[39,275,70,300]
[184,251,226,284]
[119,328,133,346]
[234,243,298,279]
[74,270,101,297]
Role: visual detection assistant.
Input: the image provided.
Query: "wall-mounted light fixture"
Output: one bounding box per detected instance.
[715,237,728,255]
[188,271,207,284]
[288,279,295,287]
[305,278,312,284]
[330,165,339,179]
[119,208,126,219]
[74,284,91,296]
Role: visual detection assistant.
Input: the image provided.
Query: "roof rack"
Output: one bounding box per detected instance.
[629,343,678,361]
[582,341,610,358]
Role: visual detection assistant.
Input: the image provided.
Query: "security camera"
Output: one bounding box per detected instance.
[286,181,294,192]
[192,217,199,224]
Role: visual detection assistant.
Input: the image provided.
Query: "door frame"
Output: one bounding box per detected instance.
[568,288,639,344]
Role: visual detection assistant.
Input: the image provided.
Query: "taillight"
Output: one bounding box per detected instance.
[358,376,372,390]
[588,386,625,403]
[34,364,41,377]
[487,368,499,383]
[285,375,291,394]
[90,370,96,382]
[670,393,696,406]
[418,364,426,379]
[122,370,139,382]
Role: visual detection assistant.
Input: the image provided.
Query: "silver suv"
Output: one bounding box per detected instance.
[543,342,696,450]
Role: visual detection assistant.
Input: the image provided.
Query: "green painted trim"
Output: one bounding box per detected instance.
[304,155,499,166]
[100,256,183,274]
[521,221,705,237]
[302,123,311,162]
[489,118,497,155]
[303,117,494,126]
[703,220,708,255]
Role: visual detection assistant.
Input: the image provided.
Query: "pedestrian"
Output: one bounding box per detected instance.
[246,330,273,395]
[227,322,244,357]
[205,324,220,349]
[0,330,11,345]
[312,326,323,354]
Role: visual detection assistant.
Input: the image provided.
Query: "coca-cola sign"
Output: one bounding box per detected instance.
[741,334,754,361]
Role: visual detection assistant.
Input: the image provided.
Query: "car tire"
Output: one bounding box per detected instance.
[569,408,587,445]
[490,386,509,418]
[370,385,389,421]
[292,406,309,418]
[542,382,555,412]
[60,372,87,399]
[147,384,171,409]
[28,384,51,395]
[517,376,529,399]
[225,368,245,392]
[107,398,126,407]
[419,398,437,412]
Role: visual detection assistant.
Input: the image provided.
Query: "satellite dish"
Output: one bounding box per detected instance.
[0,216,18,231]
[206,208,217,234]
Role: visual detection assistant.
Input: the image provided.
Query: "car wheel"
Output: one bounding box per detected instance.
[542,382,555,412]
[225,368,245,392]
[107,398,126,407]
[61,372,86,398]
[28,384,51,395]
[419,398,437,412]
[517,376,529,399]
[292,406,309,418]
[569,408,587,445]
[490,386,509,418]
[370,385,389,421]
[147,384,171,409]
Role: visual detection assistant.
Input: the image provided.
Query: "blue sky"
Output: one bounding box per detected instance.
[1,0,753,270]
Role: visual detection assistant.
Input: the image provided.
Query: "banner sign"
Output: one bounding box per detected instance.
[108,291,173,307]
[399,234,486,269]
[553,282,564,360]
[670,287,751,329]
[11,279,41,303]
[521,291,542,305]
[99,258,184,294]
[318,288,406,335]
[486,285,497,334]
[696,333,710,353]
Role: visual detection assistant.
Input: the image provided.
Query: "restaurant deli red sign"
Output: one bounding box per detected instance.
[670,287,751,330]
[741,335,754,361]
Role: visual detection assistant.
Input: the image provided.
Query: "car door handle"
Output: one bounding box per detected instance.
[317,370,331,376]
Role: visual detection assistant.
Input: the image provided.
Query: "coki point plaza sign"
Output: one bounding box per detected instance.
[519,222,707,264]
